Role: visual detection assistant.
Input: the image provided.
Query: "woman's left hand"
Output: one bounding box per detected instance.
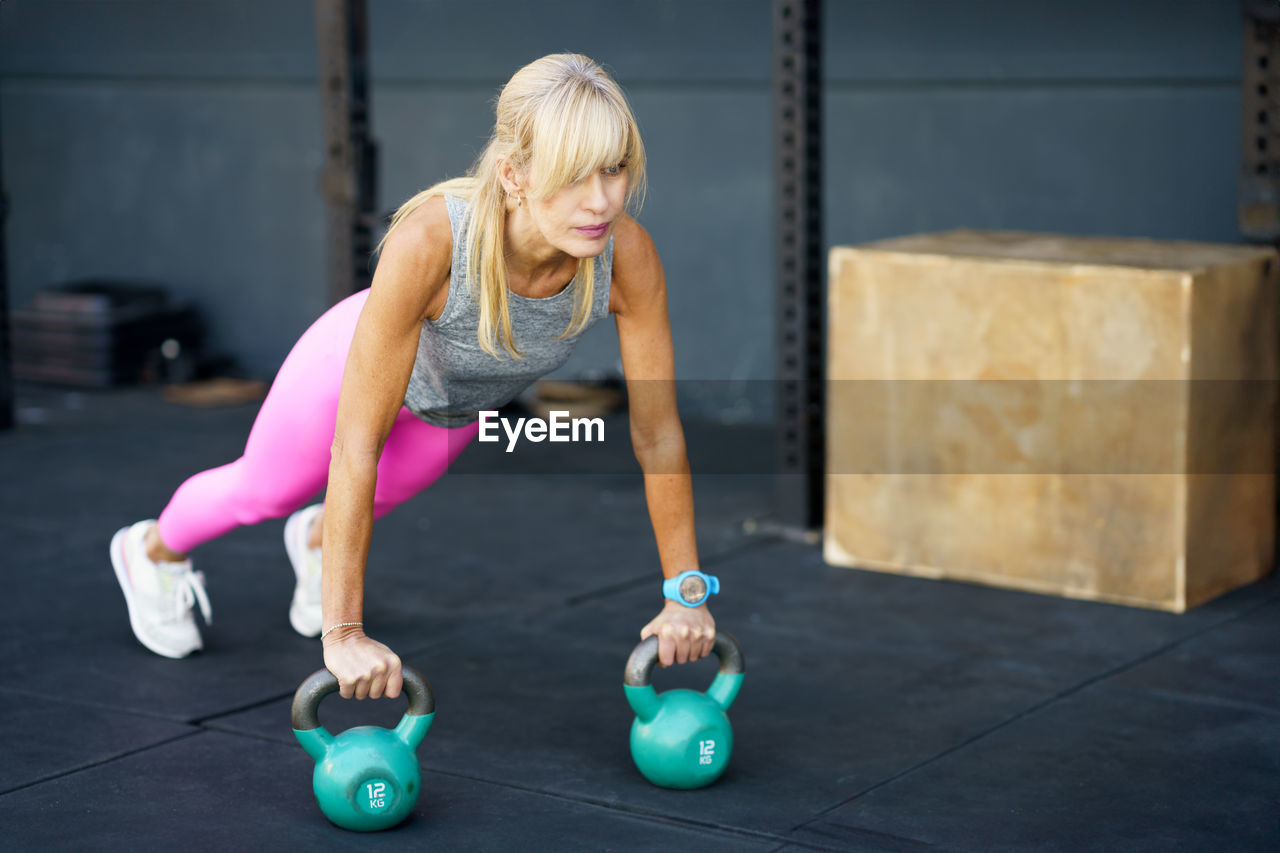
[640,601,716,667]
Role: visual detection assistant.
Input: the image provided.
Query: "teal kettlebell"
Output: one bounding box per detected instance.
[291,666,435,832]
[623,632,745,789]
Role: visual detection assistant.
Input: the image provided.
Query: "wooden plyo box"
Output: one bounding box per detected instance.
[825,231,1279,612]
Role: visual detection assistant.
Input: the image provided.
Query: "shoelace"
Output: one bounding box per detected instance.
[164,567,213,626]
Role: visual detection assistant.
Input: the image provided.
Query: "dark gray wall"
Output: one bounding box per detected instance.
[0,0,329,376]
[823,1,1243,244]
[0,0,1247,421]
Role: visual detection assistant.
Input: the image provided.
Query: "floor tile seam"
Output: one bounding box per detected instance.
[764,842,917,853]
[787,591,1280,834]
[762,841,854,853]
[198,722,301,747]
[1101,682,1280,720]
[0,729,202,798]
[563,573,655,607]
[189,690,300,726]
[787,818,959,852]
[0,684,210,727]
[776,829,891,853]
[1178,591,1280,643]
[405,764,839,851]
[0,683,312,730]
[440,769,813,849]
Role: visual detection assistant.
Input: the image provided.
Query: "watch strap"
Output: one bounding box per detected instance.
[662,570,720,607]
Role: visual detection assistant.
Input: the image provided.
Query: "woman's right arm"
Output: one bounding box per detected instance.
[320,196,452,701]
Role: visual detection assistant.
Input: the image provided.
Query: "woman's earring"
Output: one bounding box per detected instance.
[517,194,523,207]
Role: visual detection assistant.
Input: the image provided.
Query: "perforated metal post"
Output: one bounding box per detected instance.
[1240,0,1280,241]
[773,0,824,531]
[0,101,12,430]
[315,0,377,306]
[1241,2,1280,548]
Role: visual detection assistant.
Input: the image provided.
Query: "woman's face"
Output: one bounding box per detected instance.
[525,163,629,258]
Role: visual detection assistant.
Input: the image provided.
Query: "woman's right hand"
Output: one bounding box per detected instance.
[322,626,403,700]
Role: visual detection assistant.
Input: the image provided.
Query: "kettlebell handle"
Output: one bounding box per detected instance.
[291,665,435,731]
[623,631,745,688]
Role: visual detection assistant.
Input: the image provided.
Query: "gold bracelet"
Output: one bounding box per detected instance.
[320,621,363,641]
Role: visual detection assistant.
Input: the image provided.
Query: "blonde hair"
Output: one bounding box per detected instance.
[381,53,647,359]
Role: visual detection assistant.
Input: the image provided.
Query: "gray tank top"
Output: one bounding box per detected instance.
[403,194,614,427]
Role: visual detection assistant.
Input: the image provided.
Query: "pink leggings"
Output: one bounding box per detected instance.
[156,289,478,554]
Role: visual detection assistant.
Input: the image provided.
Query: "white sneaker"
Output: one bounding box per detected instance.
[110,520,211,659]
[284,504,324,638]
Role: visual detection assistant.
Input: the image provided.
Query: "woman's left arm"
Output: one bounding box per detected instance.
[610,215,716,667]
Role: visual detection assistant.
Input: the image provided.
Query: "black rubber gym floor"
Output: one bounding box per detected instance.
[1,385,1276,852]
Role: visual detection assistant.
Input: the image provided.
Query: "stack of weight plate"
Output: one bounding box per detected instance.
[11,280,202,387]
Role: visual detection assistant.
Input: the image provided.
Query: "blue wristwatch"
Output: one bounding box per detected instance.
[662,570,720,607]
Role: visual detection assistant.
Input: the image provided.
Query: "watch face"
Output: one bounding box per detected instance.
[678,574,708,604]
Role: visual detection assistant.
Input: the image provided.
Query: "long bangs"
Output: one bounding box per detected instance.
[527,80,639,198]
